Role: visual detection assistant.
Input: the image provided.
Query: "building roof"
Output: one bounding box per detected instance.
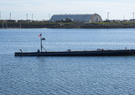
[50,14,102,22]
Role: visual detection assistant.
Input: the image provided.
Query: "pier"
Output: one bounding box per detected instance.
[15,49,135,56]
[15,33,135,57]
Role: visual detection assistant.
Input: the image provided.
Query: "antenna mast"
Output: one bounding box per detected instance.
[32,13,33,21]
[0,11,1,20]
[107,12,110,20]
[9,12,11,20]
[133,12,135,23]
[26,13,28,20]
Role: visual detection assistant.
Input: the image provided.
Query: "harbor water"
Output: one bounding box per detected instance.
[0,28,135,95]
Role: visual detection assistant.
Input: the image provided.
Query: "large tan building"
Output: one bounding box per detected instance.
[50,14,102,23]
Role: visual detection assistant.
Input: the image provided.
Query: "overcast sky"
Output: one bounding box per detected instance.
[0,0,135,20]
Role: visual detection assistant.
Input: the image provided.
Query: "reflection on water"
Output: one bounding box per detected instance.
[0,29,135,95]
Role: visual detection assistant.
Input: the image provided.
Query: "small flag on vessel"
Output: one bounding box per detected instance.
[38,33,42,38]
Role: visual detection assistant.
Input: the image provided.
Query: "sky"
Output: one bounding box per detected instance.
[0,0,135,20]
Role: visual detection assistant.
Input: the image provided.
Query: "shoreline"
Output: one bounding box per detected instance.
[1,22,135,29]
[1,26,135,29]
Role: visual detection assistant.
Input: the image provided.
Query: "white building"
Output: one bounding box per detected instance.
[50,14,102,23]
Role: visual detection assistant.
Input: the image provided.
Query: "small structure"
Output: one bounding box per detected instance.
[38,33,46,52]
[50,14,102,23]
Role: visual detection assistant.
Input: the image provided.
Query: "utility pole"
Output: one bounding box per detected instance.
[133,12,135,19]
[9,12,11,20]
[32,13,33,21]
[0,11,1,20]
[133,12,135,23]
[107,12,110,20]
[26,13,28,20]
[48,13,51,19]
[123,16,125,20]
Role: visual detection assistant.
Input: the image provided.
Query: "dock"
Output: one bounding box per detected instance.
[15,49,135,56]
[15,33,135,57]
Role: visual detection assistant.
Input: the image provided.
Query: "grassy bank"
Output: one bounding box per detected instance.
[0,21,135,28]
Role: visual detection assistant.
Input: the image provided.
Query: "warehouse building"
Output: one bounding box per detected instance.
[50,14,102,23]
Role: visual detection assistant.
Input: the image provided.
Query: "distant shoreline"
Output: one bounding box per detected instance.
[1,25,135,29]
[1,21,135,29]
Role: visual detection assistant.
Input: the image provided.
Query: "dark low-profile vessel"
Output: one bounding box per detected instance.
[15,49,135,57]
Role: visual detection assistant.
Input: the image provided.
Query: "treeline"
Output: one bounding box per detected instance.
[0,20,53,28]
[1,20,135,28]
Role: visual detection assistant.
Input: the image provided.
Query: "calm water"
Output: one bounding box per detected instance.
[0,28,135,95]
